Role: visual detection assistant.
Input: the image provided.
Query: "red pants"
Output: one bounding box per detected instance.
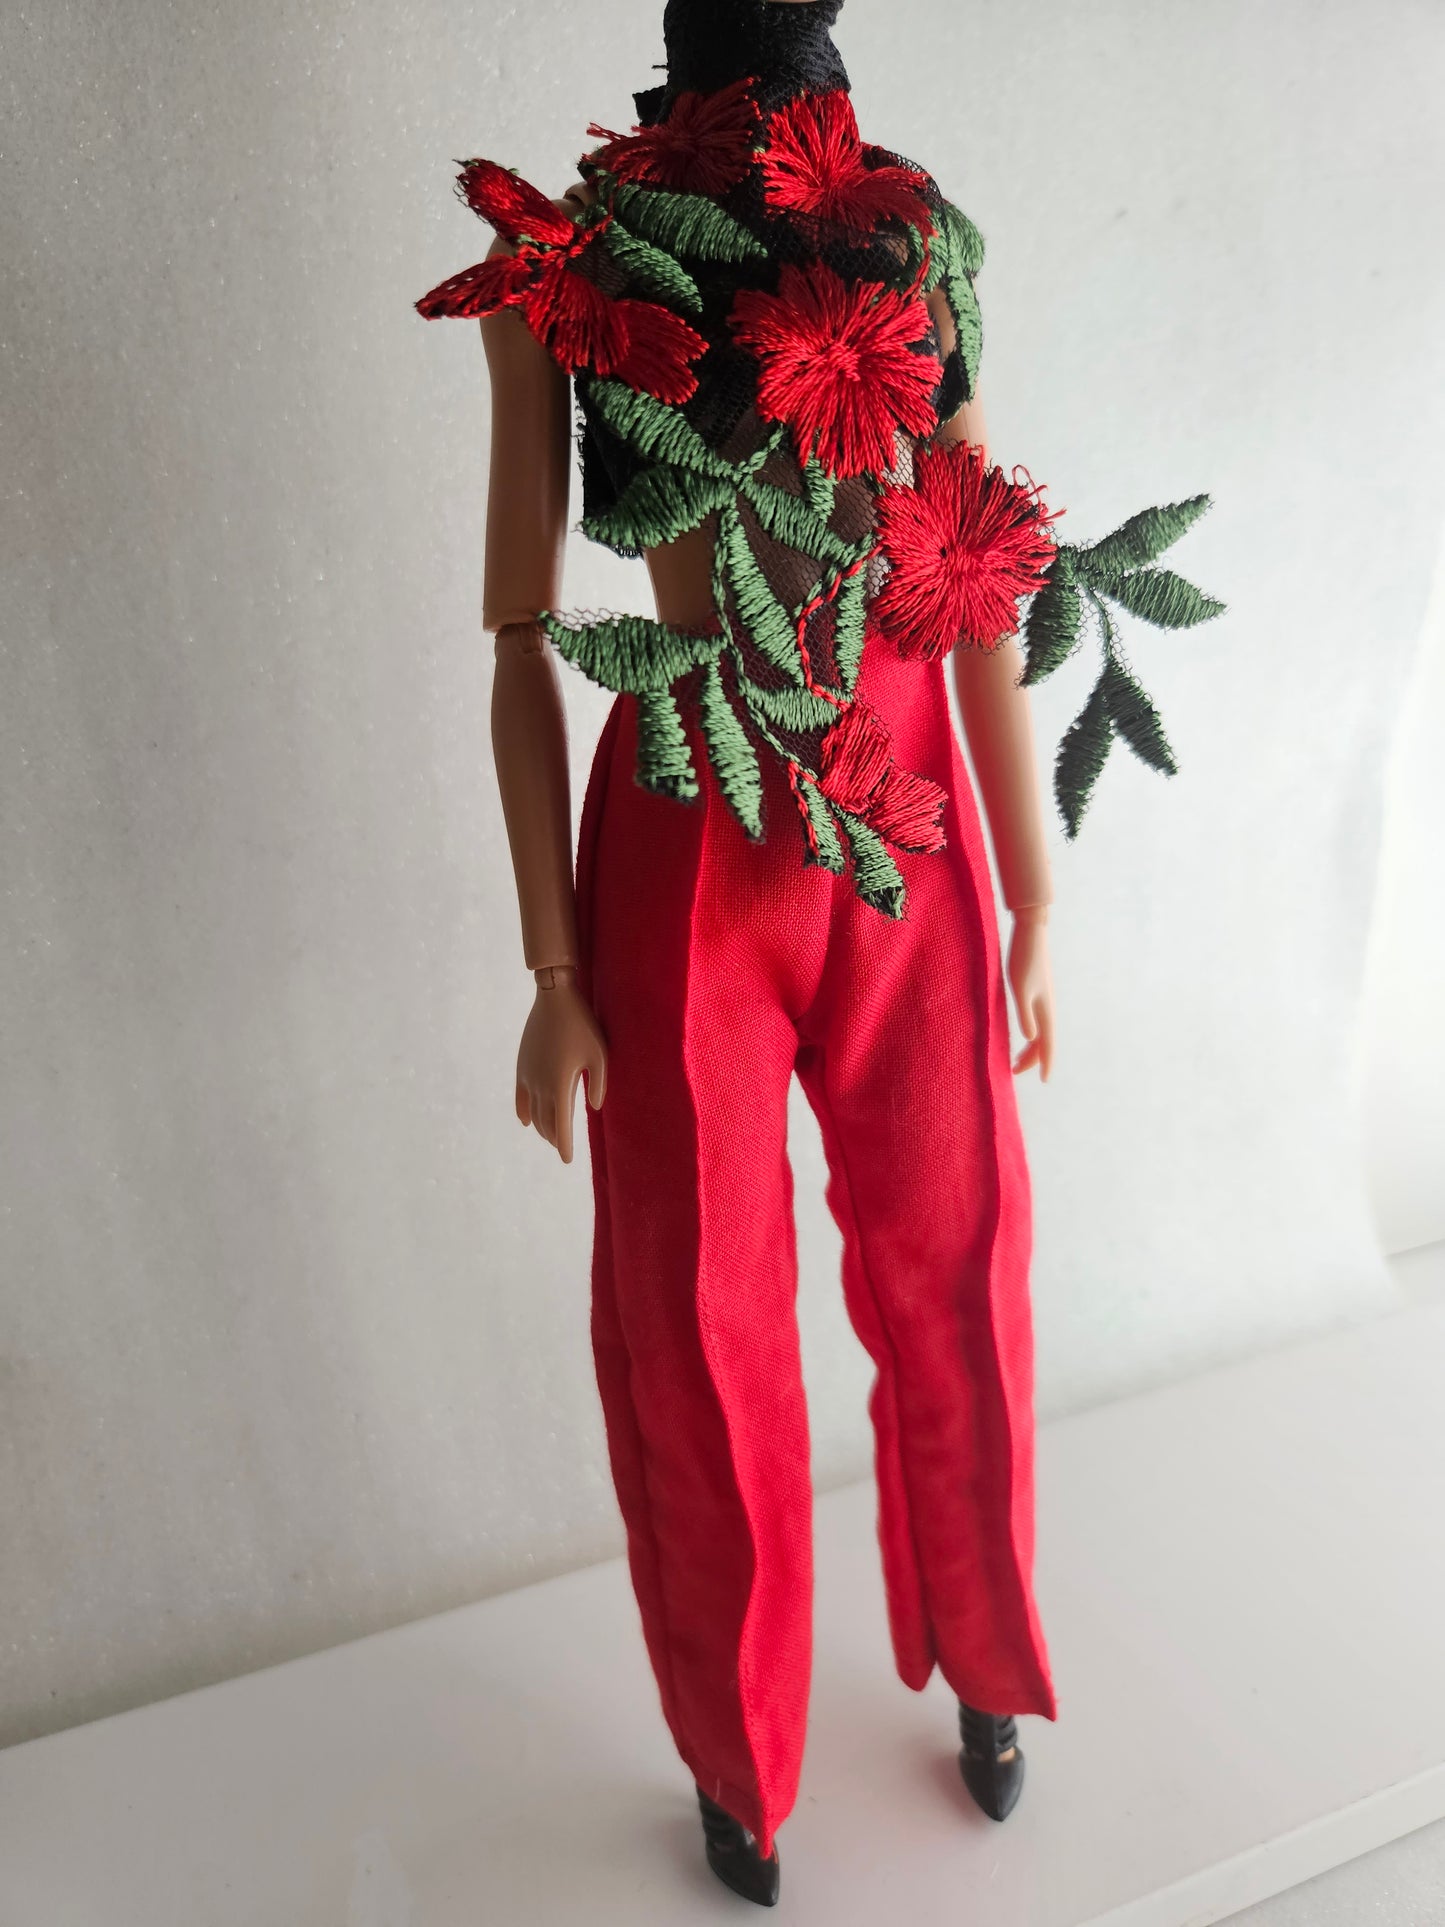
[575,632,1056,1856]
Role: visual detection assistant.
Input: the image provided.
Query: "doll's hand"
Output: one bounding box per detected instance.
[1007,909,1055,1082]
[515,971,608,1164]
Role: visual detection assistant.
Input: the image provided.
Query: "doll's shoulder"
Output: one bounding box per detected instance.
[557,175,600,221]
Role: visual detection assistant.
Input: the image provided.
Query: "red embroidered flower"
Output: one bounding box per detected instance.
[874,441,1058,658]
[586,77,761,196]
[416,159,706,404]
[817,701,946,852]
[729,262,941,476]
[760,90,934,235]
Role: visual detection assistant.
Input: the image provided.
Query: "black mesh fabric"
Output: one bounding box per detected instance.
[639,0,849,118]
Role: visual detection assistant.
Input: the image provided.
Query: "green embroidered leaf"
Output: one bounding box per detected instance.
[940,198,986,277]
[925,201,985,397]
[634,690,698,800]
[802,460,836,525]
[720,515,805,684]
[740,423,789,477]
[1103,657,1177,776]
[741,478,857,567]
[800,782,846,874]
[1018,570,1082,687]
[832,563,870,696]
[613,184,767,262]
[582,377,734,479]
[582,466,732,551]
[1104,567,1225,630]
[539,612,724,694]
[894,215,931,295]
[1054,678,1113,840]
[740,681,842,734]
[600,223,703,314]
[698,661,764,839]
[946,269,983,399]
[834,808,907,919]
[1078,496,1212,578]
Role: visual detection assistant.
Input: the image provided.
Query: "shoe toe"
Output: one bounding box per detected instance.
[705,1840,781,1906]
[960,1744,1026,1822]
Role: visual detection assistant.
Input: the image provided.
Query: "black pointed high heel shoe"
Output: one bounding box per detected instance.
[957,1700,1026,1821]
[696,1786,781,1907]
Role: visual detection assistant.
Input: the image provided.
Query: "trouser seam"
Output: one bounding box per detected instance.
[803,1051,938,1674]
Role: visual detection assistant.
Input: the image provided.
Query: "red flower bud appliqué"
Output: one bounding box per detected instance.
[818,701,947,854]
[416,159,706,405]
[586,77,762,197]
[760,89,935,237]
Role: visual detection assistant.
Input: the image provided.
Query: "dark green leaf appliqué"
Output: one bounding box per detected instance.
[926,200,984,398]
[831,563,870,697]
[1079,495,1212,578]
[539,612,724,693]
[698,661,765,838]
[613,184,767,262]
[635,690,698,800]
[741,478,856,568]
[582,377,734,479]
[940,199,986,278]
[800,782,846,874]
[720,515,806,683]
[834,807,907,919]
[601,223,704,314]
[741,682,844,734]
[582,467,731,551]
[1103,658,1177,775]
[1019,567,1082,687]
[1106,567,1225,630]
[802,460,837,525]
[1054,677,1113,839]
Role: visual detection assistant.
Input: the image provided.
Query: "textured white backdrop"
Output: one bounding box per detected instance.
[2,0,1443,1750]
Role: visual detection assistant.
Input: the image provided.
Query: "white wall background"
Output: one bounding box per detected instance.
[2,0,1443,1751]
[1358,524,1445,1256]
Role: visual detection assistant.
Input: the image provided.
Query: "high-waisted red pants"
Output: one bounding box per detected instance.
[575,630,1056,1857]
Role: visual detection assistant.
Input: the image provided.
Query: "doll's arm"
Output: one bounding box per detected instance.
[926,289,1055,1079]
[480,295,575,968]
[480,211,608,1158]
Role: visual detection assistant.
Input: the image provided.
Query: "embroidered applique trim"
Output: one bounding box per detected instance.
[1019,495,1223,835]
[415,160,708,403]
[419,81,1223,912]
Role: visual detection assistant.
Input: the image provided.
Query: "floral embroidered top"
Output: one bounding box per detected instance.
[417,2,1220,918]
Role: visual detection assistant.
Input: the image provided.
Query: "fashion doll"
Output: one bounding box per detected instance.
[418,0,1218,1904]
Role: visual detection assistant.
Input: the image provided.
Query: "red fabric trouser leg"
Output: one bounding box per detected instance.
[575,648,1056,1859]
[793,767,1055,1714]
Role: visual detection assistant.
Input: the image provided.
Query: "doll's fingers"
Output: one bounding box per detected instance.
[516,1084,532,1128]
[555,1074,577,1165]
[1012,1035,1041,1075]
[536,1094,557,1151]
[1035,997,1055,1082]
[1012,976,1037,1040]
[585,1043,608,1110]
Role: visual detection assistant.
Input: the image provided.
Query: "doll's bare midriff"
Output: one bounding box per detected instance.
[480,190,1055,1161]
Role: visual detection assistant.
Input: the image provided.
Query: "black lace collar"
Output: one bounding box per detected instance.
[635,0,849,121]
